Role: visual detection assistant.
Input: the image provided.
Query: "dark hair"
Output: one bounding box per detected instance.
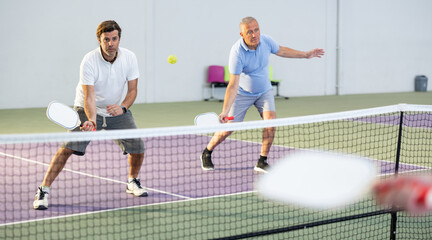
[96,20,122,39]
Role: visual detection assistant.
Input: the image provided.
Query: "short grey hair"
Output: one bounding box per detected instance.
[239,16,258,29]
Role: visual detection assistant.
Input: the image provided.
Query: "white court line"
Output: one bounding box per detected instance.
[378,168,432,177]
[2,167,432,227]
[5,166,431,227]
[0,189,256,227]
[0,151,192,200]
[2,138,431,227]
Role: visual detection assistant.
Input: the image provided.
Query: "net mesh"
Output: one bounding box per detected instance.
[1,104,432,239]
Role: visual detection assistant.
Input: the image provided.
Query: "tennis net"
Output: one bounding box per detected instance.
[1,104,432,239]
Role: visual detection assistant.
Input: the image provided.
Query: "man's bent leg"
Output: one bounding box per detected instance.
[41,148,74,187]
[206,131,233,151]
[200,131,233,170]
[34,147,73,210]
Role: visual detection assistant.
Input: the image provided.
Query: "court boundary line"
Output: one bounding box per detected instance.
[5,167,429,228]
[2,128,430,228]
[0,151,192,200]
[3,166,430,228]
[1,148,429,228]
[0,190,256,227]
[379,168,431,177]
[2,144,429,227]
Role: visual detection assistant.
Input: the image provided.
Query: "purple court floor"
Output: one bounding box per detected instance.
[0,134,427,225]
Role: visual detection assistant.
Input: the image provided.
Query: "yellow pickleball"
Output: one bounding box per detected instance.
[167,55,177,64]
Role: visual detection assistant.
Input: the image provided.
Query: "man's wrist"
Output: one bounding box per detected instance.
[121,106,127,113]
[89,120,97,129]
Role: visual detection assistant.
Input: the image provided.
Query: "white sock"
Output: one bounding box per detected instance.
[40,186,50,194]
[128,177,139,182]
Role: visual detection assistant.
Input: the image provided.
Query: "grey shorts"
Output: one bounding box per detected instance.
[61,107,145,156]
[228,89,276,122]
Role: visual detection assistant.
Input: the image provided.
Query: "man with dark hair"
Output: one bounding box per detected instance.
[97,20,122,39]
[200,17,324,173]
[33,20,147,210]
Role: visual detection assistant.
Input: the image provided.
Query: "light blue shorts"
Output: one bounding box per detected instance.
[228,89,275,122]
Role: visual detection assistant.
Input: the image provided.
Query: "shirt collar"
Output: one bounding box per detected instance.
[240,39,258,52]
[98,46,119,63]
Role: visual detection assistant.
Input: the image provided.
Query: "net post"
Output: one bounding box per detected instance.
[390,111,404,240]
[390,212,397,240]
[394,111,404,174]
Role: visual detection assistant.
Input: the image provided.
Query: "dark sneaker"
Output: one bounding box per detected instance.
[33,187,49,210]
[254,159,269,173]
[126,178,148,197]
[200,151,214,171]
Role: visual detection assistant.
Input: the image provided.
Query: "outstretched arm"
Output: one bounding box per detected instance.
[275,47,325,59]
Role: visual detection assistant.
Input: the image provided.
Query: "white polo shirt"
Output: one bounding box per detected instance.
[74,47,139,117]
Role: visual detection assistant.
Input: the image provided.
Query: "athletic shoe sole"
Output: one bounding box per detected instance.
[33,205,48,210]
[254,166,268,173]
[200,155,214,171]
[126,189,148,197]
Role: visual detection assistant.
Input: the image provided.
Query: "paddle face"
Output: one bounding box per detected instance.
[46,101,80,129]
[256,151,379,210]
[194,112,234,126]
[195,112,220,126]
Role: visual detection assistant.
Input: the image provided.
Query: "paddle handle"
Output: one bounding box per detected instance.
[374,176,432,213]
[80,120,96,131]
[223,116,234,121]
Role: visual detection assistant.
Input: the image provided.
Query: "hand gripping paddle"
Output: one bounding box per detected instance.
[194,112,234,126]
[46,101,81,130]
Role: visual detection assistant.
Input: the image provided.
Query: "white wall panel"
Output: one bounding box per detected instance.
[339,0,432,94]
[0,0,430,108]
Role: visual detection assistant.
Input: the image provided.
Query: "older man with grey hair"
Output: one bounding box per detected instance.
[200,16,325,173]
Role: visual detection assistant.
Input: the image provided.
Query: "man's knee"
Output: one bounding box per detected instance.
[262,111,276,120]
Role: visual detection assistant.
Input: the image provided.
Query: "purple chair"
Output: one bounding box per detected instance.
[205,65,227,101]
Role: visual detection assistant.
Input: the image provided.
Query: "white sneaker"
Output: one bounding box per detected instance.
[33,187,49,210]
[126,178,148,197]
